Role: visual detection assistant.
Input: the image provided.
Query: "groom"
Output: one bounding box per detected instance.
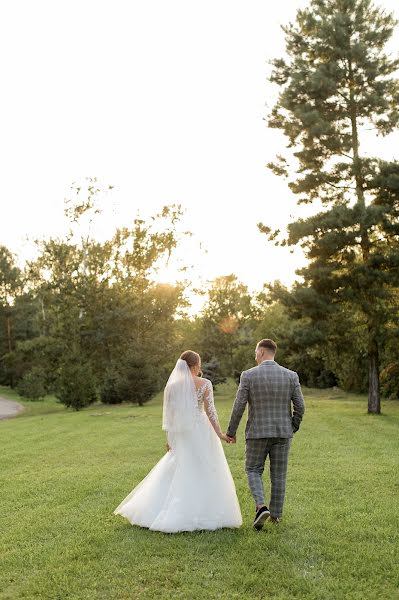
[226,339,305,530]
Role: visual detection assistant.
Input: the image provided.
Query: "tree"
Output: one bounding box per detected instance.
[265,282,357,389]
[21,195,188,407]
[56,356,97,411]
[0,246,22,307]
[100,351,159,406]
[202,358,227,388]
[380,289,399,398]
[4,336,63,392]
[262,0,399,413]
[198,275,256,376]
[0,246,23,385]
[16,367,47,401]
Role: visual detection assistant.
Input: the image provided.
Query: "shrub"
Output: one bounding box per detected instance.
[3,336,64,391]
[99,370,122,405]
[56,359,97,410]
[100,358,159,406]
[202,358,227,389]
[16,367,47,401]
[380,362,399,399]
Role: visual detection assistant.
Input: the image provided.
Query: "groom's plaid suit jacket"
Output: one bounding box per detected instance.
[226,360,305,439]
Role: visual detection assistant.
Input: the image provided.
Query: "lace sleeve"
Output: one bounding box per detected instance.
[203,380,221,431]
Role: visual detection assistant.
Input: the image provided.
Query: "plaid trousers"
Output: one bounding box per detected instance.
[245,437,292,518]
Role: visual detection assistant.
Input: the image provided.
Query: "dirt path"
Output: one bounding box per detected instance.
[0,396,25,420]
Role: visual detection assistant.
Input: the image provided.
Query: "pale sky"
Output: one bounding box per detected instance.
[1,0,399,305]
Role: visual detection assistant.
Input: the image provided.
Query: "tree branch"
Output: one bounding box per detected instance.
[326,181,356,190]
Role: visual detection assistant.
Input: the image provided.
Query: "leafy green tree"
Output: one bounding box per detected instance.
[102,351,159,406]
[20,195,188,407]
[262,0,399,413]
[380,362,399,399]
[0,246,23,385]
[380,291,399,398]
[198,275,256,375]
[253,295,294,369]
[0,292,43,386]
[1,178,191,409]
[56,356,97,411]
[254,285,337,387]
[0,246,22,306]
[202,358,227,388]
[4,336,63,392]
[174,316,205,362]
[16,367,47,401]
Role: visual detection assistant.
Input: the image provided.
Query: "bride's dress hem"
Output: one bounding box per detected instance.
[112,381,242,533]
[113,509,242,533]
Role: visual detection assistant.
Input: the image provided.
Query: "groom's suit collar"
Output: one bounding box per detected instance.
[259,360,277,365]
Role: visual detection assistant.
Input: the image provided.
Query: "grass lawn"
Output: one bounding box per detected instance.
[1,381,398,600]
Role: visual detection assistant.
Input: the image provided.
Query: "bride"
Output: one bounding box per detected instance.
[113,350,242,533]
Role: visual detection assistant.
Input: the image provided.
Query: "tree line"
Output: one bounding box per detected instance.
[1,0,398,414]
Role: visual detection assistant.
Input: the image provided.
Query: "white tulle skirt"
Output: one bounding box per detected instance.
[113,413,242,533]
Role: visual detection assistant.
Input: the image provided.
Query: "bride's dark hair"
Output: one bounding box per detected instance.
[180,350,202,377]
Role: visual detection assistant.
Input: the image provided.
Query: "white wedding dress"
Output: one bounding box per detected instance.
[113,373,242,533]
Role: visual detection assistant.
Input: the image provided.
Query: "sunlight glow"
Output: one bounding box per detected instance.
[1,0,398,307]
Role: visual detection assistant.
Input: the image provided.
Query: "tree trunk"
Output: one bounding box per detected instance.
[348,57,370,261]
[6,313,13,387]
[6,314,12,353]
[368,335,380,414]
[349,55,378,413]
[40,297,47,336]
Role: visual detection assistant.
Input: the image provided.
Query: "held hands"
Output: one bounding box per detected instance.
[219,432,236,444]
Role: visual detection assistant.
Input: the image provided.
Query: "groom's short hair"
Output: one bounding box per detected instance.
[257,339,277,354]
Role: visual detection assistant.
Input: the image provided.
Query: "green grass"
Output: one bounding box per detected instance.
[1,382,398,600]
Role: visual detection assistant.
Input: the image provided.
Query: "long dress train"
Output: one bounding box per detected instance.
[113,379,242,533]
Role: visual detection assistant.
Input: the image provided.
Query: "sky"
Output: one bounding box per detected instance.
[1,0,399,306]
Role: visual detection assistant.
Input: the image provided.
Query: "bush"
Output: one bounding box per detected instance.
[100,357,159,406]
[56,359,97,410]
[202,358,227,389]
[3,336,64,391]
[381,362,399,399]
[16,367,47,401]
[99,370,122,405]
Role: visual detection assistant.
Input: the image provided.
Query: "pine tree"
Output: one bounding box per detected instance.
[262,0,399,413]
